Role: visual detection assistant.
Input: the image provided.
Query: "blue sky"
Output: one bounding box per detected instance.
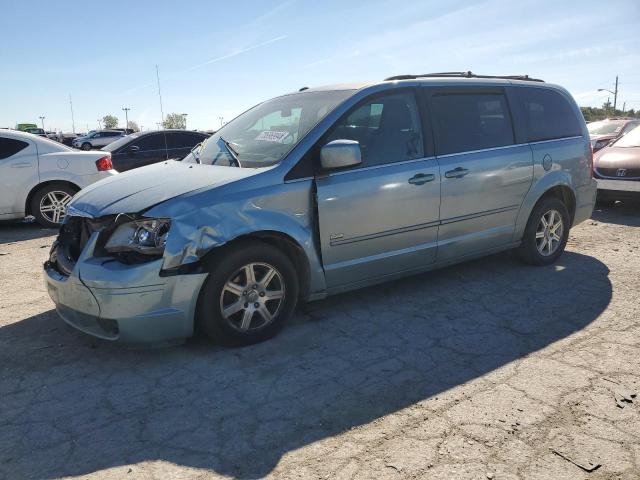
[1,0,638,132]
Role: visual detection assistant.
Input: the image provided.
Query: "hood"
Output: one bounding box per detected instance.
[594,146,640,172]
[68,160,260,217]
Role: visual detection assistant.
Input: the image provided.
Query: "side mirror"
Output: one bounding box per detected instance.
[320,140,362,170]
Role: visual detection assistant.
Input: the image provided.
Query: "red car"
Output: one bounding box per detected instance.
[594,124,640,206]
[588,118,640,153]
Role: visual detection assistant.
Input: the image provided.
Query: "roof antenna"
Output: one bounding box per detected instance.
[299,86,309,92]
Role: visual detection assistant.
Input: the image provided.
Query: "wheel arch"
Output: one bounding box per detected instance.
[514,173,577,242]
[198,230,312,300]
[25,180,81,216]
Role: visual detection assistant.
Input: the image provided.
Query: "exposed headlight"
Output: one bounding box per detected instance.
[105,218,171,255]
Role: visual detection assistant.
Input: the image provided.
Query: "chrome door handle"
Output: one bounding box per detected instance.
[11,162,32,168]
[408,173,435,185]
[444,167,469,179]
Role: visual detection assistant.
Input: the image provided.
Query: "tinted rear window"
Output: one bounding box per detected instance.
[135,133,167,150]
[169,132,206,149]
[513,87,581,142]
[0,137,29,159]
[431,93,515,155]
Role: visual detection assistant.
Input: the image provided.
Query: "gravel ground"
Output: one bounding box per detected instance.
[0,205,639,480]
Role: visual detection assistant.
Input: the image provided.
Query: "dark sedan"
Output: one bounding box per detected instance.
[594,124,640,206]
[102,130,210,172]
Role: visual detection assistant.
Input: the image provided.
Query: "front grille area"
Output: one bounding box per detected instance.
[51,216,115,275]
[596,167,640,179]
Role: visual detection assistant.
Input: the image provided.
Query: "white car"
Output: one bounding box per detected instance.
[72,130,124,150]
[0,129,117,227]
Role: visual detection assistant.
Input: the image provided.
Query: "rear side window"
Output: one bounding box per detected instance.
[134,133,166,150]
[430,93,514,156]
[0,137,29,160]
[325,91,424,167]
[513,87,581,142]
[169,132,205,149]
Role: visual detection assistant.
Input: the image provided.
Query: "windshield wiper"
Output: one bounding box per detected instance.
[219,136,241,167]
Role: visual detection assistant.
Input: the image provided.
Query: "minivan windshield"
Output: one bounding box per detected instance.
[188,90,353,167]
[587,120,624,135]
[611,124,640,148]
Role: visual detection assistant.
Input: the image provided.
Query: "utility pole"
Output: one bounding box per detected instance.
[97,119,102,129]
[69,94,76,133]
[122,107,131,130]
[622,102,626,115]
[218,116,224,128]
[156,65,165,126]
[39,116,45,131]
[613,75,618,112]
[181,113,188,130]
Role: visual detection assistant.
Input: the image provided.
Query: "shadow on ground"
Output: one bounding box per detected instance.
[591,201,640,227]
[0,251,611,479]
[0,219,56,244]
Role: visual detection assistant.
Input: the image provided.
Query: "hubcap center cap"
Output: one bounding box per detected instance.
[247,290,260,302]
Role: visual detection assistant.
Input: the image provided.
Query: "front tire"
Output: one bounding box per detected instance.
[81,142,91,150]
[516,196,570,266]
[197,241,299,346]
[30,183,77,228]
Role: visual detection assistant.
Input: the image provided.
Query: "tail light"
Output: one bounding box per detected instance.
[95,155,113,172]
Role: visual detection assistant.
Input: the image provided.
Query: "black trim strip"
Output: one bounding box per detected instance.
[330,205,519,246]
[330,220,440,246]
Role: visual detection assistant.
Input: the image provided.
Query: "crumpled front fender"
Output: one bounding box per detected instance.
[147,180,327,297]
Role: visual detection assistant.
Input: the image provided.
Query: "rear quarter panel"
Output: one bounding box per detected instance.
[510,85,596,240]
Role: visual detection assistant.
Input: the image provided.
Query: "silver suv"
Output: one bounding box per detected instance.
[72,130,124,150]
[45,73,597,345]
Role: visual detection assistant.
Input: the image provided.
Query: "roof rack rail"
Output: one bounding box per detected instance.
[384,71,545,82]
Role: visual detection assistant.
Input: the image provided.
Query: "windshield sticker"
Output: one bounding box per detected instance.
[255,130,289,142]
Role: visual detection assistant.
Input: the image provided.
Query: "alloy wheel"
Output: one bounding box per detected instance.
[39,191,73,225]
[535,209,564,256]
[219,262,285,332]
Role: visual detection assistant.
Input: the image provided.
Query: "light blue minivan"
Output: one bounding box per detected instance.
[44,73,597,345]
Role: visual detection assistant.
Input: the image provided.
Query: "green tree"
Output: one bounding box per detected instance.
[162,113,186,129]
[102,115,118,129]
[127,120,140,132]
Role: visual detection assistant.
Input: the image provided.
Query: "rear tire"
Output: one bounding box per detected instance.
[197,241,299,346]
[30,183,77,228]
[516,196,570,266]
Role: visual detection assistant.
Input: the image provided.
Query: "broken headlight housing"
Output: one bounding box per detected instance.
[105,218,171,256]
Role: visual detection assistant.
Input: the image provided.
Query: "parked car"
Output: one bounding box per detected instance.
[593,124,640,206]
[0,129,116,227]
[24,127,47,137]
[587,118,640,153]
[72,130,124,150]
[44,73,596,345]
[101,130,210,172]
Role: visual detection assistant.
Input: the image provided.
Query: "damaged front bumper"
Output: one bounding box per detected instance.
[44,231,208,343]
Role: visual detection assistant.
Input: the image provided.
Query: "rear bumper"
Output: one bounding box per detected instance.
[573,179,597,226]
[44,239,207,343]
[596,178,640,194]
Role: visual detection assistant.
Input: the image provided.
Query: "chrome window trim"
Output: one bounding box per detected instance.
[528,135,583,146]
[324,155,438,177]
[436,142,529,159]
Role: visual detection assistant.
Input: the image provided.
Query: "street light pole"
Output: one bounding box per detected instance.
[598,75,619,113]
[39,116,45,131]
[218,116,224,128]
[122,107,131,130]
[181,113,188,130]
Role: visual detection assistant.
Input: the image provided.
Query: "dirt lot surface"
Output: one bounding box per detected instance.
[1,205,639,480]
